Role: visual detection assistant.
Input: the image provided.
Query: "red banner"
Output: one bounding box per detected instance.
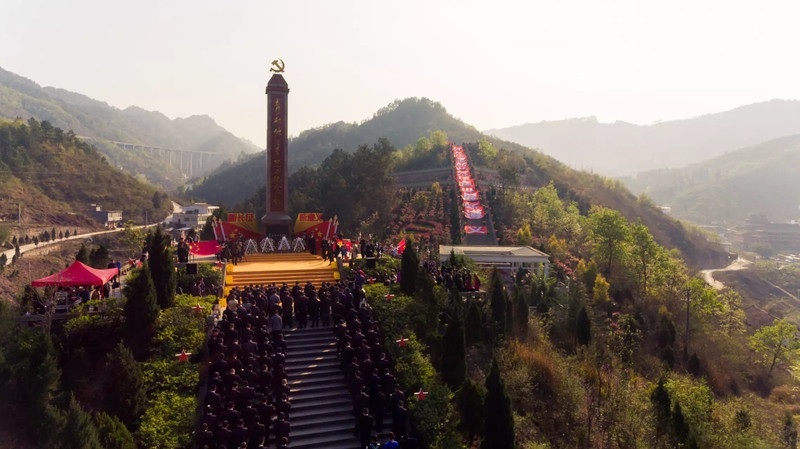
[464,208,484,219]
[214,221,263,241]
[465,225,488,235]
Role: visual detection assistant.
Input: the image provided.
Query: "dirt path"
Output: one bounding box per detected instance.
[701,257,752,290]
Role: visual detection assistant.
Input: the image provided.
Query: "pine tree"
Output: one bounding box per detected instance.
[489,268,507,336]
[464,300,483,346]
[672,402,691,446]
[95,412,136,449]
[22,330,64,445]
[400,237,419,296]
[650,378,671,441]
[76,244,90,264]
[147,227,176,309]
[50,228,56,241]
[512,286,529,337]
[90,245,111,269]
[784,412,798,449]
[104,342,146,425]
[577,306,591,345]
[123,264,160,359]
[65,229,71,238]
[482,359,515,449]
[455,379,485,443]
[441,312,467,390]
[61,394,102,449]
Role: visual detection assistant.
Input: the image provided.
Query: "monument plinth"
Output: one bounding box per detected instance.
[262,70,293,237]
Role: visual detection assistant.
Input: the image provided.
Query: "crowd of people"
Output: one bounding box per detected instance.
[196,277,412,448]
[334,299,410,448]
[423,260,481,292]
[196,284,295,449]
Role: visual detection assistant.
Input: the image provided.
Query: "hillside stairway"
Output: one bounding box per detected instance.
[224,253,339,296]
[283,327,360,449]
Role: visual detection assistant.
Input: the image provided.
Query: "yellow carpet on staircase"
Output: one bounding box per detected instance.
[223,253,339,297]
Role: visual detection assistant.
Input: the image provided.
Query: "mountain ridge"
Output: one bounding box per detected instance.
[486,99,800,176]
[0,66,259,188]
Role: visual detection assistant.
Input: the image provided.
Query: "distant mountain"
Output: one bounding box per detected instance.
[189,97,727,269]
[486,100,800,176]
[0,67,259,189]
[0,118,172,226]
[622,134,800,225]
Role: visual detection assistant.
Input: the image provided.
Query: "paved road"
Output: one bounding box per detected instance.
[1,223,157,268]
[701,257,752,290]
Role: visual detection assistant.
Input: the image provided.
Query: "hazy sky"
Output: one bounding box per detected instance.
[3,0,800,146]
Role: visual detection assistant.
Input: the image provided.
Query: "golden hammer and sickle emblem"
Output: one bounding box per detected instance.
[270,59,285,73]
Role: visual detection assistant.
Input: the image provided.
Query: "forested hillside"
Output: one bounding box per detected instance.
[622,134,800,225]
[190,99,727,269]
[0,118,171,226]
[0,67,259,188]
[487,99,800,176]
[187,98,482,205]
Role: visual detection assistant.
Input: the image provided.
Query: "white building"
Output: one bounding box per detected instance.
[171,203,219,229]
[439,245,550,278]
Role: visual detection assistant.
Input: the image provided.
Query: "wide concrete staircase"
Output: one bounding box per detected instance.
[224,253,339,296]
[283,327,360,449]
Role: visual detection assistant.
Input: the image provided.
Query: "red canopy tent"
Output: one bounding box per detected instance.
[32,261,118,287]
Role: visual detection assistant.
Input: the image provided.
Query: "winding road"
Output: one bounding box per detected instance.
[700,257,752,290]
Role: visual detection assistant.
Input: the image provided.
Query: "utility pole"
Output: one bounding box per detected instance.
[18,203,21,227]
[145,210,148,226]
[684,288,691,361]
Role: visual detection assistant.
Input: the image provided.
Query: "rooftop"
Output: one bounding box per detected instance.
[439,245,549,259]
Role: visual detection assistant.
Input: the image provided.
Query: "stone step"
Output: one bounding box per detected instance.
[286,359,340,372]
[287,340,336,351]
[290,367,342,380]
[287,433,361,449]
[291,396,351,413]
[291,413,353,431]
[287,346,338,358]
[284,327,335,336]
[289,373,344,388]
[290,401,352,420]
[290,388,349,404]
[291,420,355,440]
[284,354,337,367]
[289,381,346,397]
[284,336,335,346]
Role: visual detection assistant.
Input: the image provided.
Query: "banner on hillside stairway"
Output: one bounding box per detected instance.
[462,191,478,201]
[464,208,484,219]
[465,225,488,235]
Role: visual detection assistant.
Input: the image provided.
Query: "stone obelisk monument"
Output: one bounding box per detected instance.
[262,59,293,237]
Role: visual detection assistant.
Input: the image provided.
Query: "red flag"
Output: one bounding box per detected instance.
[188,241,223,256]
[397,239,406,254]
